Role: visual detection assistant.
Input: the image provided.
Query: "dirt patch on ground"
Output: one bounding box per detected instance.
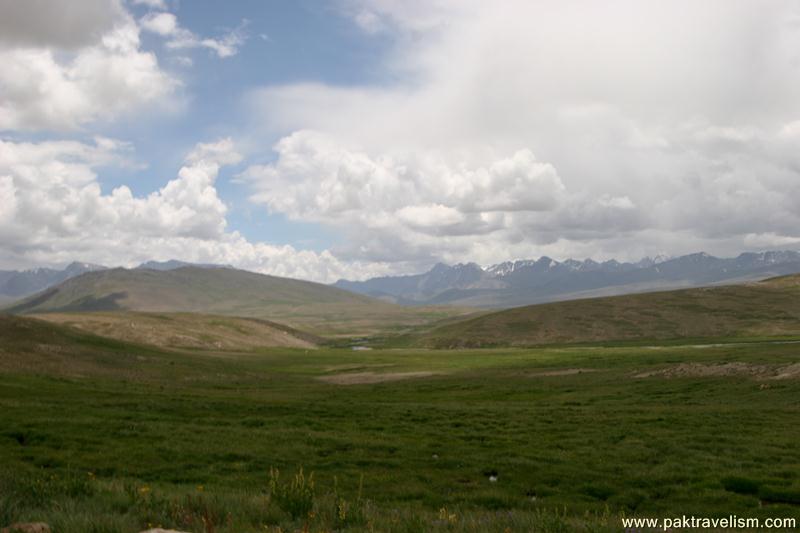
[322,363,394,372]
[318,371,438,385]
[526,368,602,377]
[633,362,800,380]
[771,362,800,380]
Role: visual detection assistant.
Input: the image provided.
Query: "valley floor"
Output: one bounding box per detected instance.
[2,338,800,531]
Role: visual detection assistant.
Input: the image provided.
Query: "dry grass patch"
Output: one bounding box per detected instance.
[633,362,800,380]
[31,312,319,351]
[322,363,395,372]
[317,371,438,385]
[525,368,602,377]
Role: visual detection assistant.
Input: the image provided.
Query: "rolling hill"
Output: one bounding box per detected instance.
[0,313,301,379]
[31,312,321,351]
[416,274,800,348]
[4,266,472,337]
[0,313,169,378]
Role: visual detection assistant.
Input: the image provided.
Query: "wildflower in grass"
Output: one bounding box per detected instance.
[438,506,458,524]
[268,467,315,519]
[139,485,151,494]
[438,506,457,522]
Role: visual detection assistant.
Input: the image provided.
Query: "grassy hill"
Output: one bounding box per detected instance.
[30,311,320,351]
[0,313,179,379]
[417,274,800,348]
[0,312,312,380]
[4,267,472,337]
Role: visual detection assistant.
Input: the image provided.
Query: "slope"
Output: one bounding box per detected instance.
[5,266,471,337]
[31,312,320,351]
[417,274,800,348]
[0,313,176,378]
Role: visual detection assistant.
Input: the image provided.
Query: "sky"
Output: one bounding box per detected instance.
[1,0,800,282]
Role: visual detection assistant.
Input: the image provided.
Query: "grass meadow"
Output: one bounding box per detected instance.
[1,325,800,531]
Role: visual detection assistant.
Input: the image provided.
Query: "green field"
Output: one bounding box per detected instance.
[2,315,799,532]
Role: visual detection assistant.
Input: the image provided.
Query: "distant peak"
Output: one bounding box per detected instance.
[135,259,225,271]
[429,262,451,272]
[64,261,105,271]
[638,255,667,267]
[137,259,191,270]
[681,252,717,261]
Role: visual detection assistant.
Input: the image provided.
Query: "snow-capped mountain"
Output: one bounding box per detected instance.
[334,250,800,307]
[334,261,500,304]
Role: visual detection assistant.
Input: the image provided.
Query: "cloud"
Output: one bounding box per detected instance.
[244,131,565,219]
[131,0,167,9]
[0,1,177,132]
[139,11,177,35]
[0,0,125,49]
[353,10,385,34]
[185,138,243,166]
[242,0,800,266]
[140,11,248,58]
[0,137,227,242]
[241,130,641,264]
[0,137,390,281]
[341,0,465,35]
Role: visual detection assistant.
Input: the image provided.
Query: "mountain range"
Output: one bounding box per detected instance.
[0,260,224,302]
[4,250,800,311]
[334,250,800,307]
[0,262,105,302]
[3,265,470,337]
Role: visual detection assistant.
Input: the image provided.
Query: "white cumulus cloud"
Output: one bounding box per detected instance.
[241,130,639,265]
[0,1,177,132]
[0,136,391,281]
[139,11,177,35]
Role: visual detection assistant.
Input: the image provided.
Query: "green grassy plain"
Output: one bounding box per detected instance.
[1,315,799,531]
